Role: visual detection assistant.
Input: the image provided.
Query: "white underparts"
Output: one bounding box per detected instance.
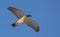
[15,15,31,25]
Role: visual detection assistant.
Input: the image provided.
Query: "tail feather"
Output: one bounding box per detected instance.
[26,15,32,17]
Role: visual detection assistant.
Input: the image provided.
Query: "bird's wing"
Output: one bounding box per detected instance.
[24,18,40,32]
[8,7,25,19]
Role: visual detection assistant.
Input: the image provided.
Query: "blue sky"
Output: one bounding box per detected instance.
[0,0,60,37]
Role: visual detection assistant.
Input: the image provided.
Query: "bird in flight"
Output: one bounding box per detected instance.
[8,7,40,32]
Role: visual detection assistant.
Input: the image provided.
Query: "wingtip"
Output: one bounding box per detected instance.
[35,26,40,32]
[8,7,13,10]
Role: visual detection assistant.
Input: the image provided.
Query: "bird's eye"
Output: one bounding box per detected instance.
[17,23,18,24]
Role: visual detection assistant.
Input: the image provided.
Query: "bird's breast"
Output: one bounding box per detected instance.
[17,16,27,23]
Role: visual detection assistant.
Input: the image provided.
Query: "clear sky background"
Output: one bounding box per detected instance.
[0,0,60,37]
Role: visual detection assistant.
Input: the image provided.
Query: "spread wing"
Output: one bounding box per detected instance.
[8,7,25,19]
[24,19,40,32]
[8,7,39,32]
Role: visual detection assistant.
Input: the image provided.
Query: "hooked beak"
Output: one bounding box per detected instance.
[12,23,16,27]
